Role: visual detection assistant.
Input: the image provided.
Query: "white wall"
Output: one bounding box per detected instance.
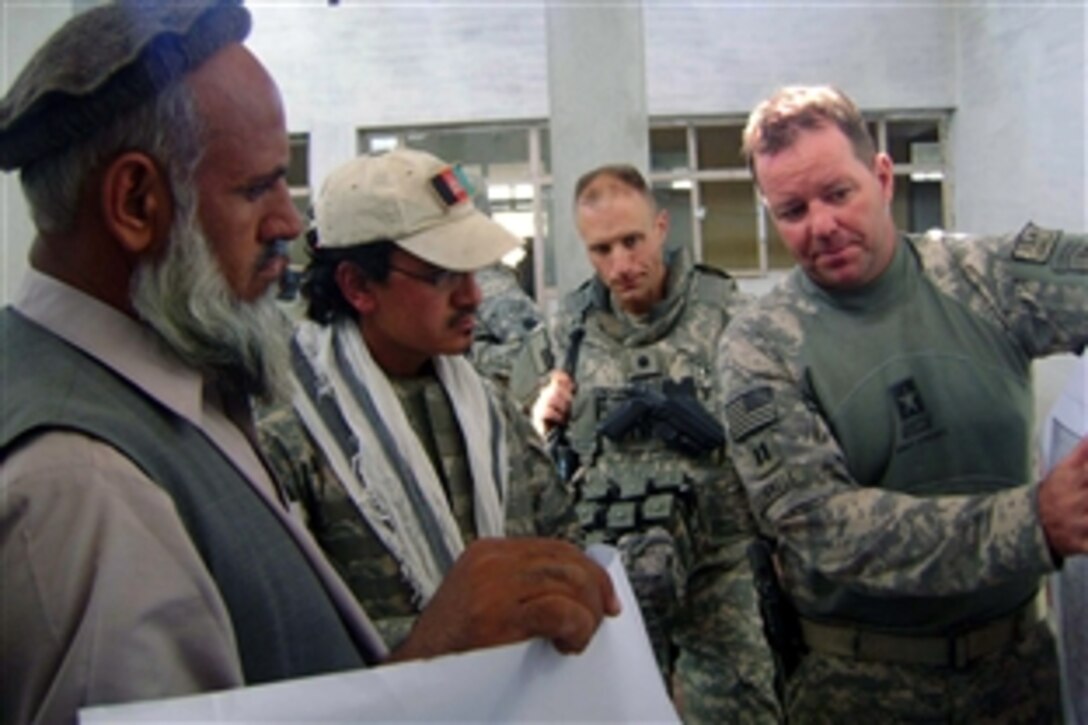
[643,3,956,116]
[250,2,956,125]
[953,5,1085,234]
[246,1,549,184]
[248,1,549,130]
[952,4,1086,429]
[245,2,957,190]
[1,1,74,304]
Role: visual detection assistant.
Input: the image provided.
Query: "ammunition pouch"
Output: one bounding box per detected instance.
[576,465,696,676]
[576,467,691,543]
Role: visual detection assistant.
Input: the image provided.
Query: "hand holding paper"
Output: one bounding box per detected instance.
[81,545,678,722]
[1038,436,1088,556]
[390,537,621,661]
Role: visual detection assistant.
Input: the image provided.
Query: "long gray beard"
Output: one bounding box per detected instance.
[131,209,292,406]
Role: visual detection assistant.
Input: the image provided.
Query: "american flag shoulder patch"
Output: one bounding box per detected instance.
[725,386,777,441]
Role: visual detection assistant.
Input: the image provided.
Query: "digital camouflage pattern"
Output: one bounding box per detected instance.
[469,263,545,390]
[719,226,1088,721]
[551,250,780,724]
[787,620,1059,724]
[259,371,579,649]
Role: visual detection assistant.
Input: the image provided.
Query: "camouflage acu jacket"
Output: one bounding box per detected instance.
[720,225,1088,632]
[470,263,545,390]
[259,368,578,650]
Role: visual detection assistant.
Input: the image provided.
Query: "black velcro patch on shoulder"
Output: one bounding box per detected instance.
[1011,222,1061,264]
[725,386,777,441]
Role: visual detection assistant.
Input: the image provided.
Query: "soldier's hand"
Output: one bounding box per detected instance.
[1038,436,1088,556]
[388,538,621,662]
[531,370,575,436]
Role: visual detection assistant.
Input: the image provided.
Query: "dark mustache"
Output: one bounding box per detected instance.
[450,308,477,326]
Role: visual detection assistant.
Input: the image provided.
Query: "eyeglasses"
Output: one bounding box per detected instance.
[388,264,471,290]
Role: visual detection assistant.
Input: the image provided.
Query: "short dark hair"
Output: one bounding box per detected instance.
[574,164,656,209]
[742,85,876,182]
[302,239,396,324]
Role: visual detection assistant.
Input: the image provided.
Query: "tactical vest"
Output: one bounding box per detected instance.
[561,267,741,672]
[564,268,737,554]
[1,310,374,683]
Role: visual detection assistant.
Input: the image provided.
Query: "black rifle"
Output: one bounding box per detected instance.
[747,536,805,698]
[596,383,724,456]
[547,326,584,481]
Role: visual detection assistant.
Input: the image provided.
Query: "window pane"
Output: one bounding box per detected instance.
[288,194,311,266]
[892,176,944,233]
[867,121,880,150]
[541,183,557,289]
[650,127,688,173]
[765,209,796,270]
[887,120,940,166]
[539,127,551,175]
[286,133,311,277]
[287,133,309,188]
[696,125,745,170]
[699,181,759,271]
[404,127,529,170]
[360,133,399,154]
[652,181,694,258]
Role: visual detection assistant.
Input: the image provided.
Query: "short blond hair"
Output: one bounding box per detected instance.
[742,85,876,182]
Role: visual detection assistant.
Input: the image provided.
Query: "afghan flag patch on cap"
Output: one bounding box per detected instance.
[430,165,474,207]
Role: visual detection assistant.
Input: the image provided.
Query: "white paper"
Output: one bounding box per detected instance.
[1038,356,1087,725]
[81,544,679,723]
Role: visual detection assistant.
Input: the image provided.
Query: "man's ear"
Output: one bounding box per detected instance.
[100,152,173,255]
[335,261,377,315]
[874,152,895,204]
[655,207,670,238]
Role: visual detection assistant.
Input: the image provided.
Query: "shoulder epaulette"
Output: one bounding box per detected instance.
[692,263,739,310]
[558,277,600,319]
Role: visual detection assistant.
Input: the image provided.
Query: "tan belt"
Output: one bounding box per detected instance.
[799,594,1045,669]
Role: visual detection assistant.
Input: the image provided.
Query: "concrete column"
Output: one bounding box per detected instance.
[309,121,357,198]
[545,3,650,298]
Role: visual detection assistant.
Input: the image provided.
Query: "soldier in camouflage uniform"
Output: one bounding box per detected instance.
[721,84,1088,723]
[526,165,780,723]
[469,262,546,390]
[259,149,579,650]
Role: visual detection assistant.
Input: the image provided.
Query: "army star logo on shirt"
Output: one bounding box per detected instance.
[890,378,934,442]
[725,386,777,441]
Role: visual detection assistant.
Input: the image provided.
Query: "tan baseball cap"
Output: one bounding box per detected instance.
[314,148,523,272]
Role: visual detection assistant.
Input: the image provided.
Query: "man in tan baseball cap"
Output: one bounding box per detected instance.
[260,148,584,650]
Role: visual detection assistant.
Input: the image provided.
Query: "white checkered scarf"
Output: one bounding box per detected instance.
[290,319,508,605]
